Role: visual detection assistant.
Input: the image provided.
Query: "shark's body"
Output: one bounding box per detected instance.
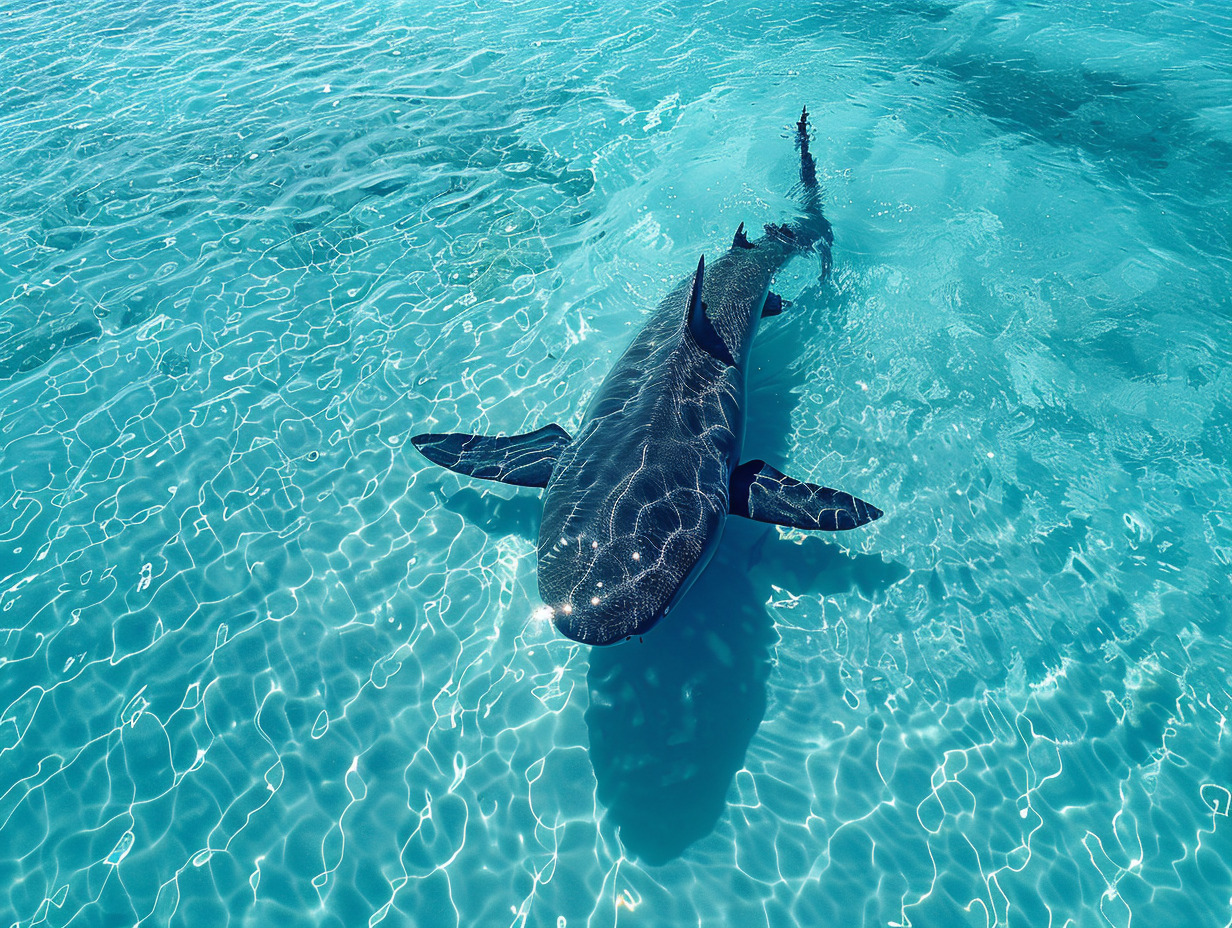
[413,109,882,645]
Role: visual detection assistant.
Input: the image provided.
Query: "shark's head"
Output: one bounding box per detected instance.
[536,482,725,646]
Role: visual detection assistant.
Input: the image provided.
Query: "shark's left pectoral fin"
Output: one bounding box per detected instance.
[411,423,571,488]
[729,459,883,530]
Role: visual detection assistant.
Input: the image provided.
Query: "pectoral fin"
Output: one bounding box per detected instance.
[411,423,571,488]
[729,459,883,530]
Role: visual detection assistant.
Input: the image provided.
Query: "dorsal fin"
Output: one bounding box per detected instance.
[733,222,754,250]
[683,254,736,367]
[686,254,705,322]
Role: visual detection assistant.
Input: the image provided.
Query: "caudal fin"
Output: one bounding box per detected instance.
[797,106,820,211]
[792,106,834,277]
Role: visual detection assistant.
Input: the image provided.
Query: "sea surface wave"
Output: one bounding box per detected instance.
[2,0,1231,925]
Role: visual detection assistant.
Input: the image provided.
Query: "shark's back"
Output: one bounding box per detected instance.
[536,275,744,643]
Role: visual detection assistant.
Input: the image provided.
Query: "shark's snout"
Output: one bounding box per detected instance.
[548,589,666,646]
[536,535,681,645]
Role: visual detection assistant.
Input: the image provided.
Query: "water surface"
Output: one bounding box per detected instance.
[2,0,1231,925]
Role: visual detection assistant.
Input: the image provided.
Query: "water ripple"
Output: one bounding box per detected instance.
[2,0,1232,926]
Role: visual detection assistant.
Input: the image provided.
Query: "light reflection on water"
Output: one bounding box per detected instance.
[1,0,1231,925]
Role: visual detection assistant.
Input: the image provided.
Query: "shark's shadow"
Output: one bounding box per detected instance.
[435,268,891,864]
[584,518,905,865]
[439,476,905,867]
[581,276,895,864]
[438,485,540,538]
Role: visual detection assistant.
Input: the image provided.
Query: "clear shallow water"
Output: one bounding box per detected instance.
[2,0,1231,924]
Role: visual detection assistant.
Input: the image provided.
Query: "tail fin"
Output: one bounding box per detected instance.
[793,106,834,277]
[797,106,820,212]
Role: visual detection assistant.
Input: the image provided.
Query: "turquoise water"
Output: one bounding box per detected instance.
[2,0,1232,924]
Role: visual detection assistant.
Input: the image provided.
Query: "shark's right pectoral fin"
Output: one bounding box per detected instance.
[411,423,571,488]
[729,459,883,530]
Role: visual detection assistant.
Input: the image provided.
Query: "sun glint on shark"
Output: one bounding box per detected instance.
[413,108,883,645]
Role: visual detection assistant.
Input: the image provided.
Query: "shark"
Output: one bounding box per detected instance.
[412,108,883,645]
